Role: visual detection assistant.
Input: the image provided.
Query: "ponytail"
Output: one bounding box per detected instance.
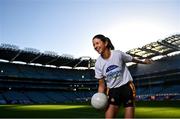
[106,37,114,50]
[92,34,115,50]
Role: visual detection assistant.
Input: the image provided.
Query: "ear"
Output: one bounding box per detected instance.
[105,41,108,47]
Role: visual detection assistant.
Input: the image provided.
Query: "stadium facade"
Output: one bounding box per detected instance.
[0,34,179,104]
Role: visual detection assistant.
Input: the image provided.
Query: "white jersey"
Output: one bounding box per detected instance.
[95,50,133,88]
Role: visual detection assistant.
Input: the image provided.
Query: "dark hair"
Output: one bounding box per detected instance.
[92,34,115,50]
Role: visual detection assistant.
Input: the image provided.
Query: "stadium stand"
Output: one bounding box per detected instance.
[0,34,179,103]
[0,93,6,104]
[127,34,180,101]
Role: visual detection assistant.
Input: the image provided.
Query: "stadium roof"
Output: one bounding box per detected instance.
[0,44,95,68]
[126,34,180,60]
[0,34,179,68]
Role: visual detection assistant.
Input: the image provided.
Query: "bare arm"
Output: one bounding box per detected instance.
[132,58,153,64]
[98,79,106,93]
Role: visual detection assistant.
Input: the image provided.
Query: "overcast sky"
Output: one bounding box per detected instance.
[1,0,179,59]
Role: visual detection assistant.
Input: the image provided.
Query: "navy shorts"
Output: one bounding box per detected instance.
[106,81,136,107]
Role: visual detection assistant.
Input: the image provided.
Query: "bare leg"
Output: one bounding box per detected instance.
[124,107,135,118]
[105,104,119,119]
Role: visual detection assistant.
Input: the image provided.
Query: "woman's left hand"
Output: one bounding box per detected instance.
[143,59,153,64]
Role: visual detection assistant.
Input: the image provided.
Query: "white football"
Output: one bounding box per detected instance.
[91,92,108,110]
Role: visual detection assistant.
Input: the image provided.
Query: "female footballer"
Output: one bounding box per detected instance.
[92,34,152,118]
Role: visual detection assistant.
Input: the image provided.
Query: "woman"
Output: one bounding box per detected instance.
[92,34,152,118]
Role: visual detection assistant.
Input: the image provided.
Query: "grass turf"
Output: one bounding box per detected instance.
[0,101,179,118]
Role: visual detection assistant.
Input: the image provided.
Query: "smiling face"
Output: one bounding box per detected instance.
[92,38,108,55]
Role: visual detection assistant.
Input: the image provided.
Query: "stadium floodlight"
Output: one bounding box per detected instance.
[23,47,40,54]
[79,56,91,60]
[167,51,180,56]
[0,70,3,73]
[72,56,93,69]
[61,54,74,59]
[1,43,19,50]
[90,59,96,67]
[151,55,165,60]
[44,51,58,57]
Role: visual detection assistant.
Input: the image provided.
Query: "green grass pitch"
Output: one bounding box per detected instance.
[0,101,179,118]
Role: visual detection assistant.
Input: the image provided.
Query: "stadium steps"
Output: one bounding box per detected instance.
[0,93,6,104]
[3,91,31,104]
[44,91,68,103]
[25,91,54,104]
